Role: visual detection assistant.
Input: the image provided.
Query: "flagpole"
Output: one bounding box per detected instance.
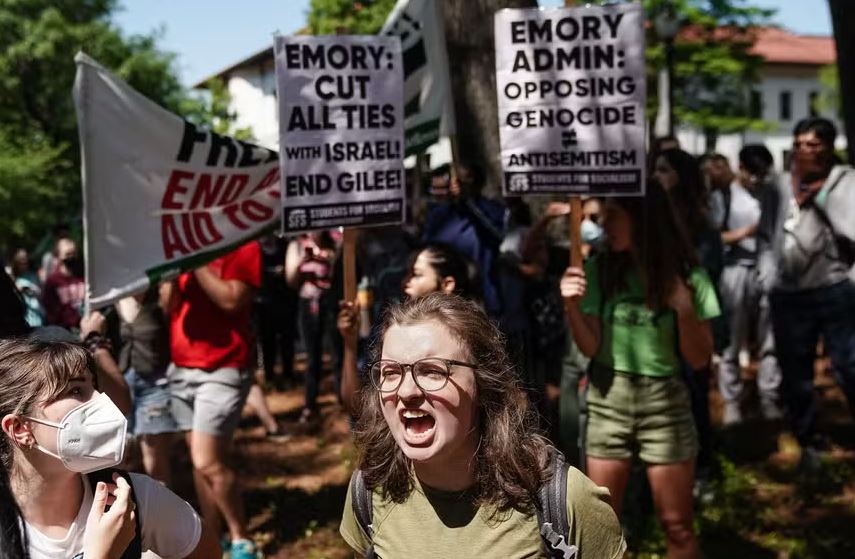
[565,0,583,269]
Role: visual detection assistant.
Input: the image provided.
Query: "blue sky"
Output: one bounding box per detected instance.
[113,0,832,87]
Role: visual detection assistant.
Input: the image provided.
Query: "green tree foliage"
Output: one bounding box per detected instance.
[651,0,775,148]
[307,0,398,35]
[0,0,236,251]
[815,64,840,118]
[556,0,774,149]
[183,78,254,141]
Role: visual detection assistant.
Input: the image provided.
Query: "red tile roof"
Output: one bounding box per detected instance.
[749,27,836,66]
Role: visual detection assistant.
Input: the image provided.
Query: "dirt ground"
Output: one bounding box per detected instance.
[158,357,854,559]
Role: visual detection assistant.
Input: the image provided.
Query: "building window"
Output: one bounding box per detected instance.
[749,90,763,119]
[809,91,820,117]
[780,91,792,121]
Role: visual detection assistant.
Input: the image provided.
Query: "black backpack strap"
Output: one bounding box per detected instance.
[349,469,376,559]
[536,449,578,559]
[720,185,732,232]
[87,468,143,559]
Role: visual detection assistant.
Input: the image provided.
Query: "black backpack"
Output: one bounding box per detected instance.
[349,449,578,559]
[86,467,143,559]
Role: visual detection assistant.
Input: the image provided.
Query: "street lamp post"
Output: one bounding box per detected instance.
[654,2,680,139]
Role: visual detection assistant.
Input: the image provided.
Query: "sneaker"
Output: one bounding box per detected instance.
[722,403,743,426]
[229,539,258,559]
[265,426,292,443]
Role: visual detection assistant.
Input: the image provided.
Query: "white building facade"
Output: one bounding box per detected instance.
[198,27,841,172]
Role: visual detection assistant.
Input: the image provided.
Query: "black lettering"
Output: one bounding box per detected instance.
[510,20,526,43]
[207,133,238,167]
[512,50,532,72]
[176,120,207,163]
[603,13,624,39]
[238,141,262,167]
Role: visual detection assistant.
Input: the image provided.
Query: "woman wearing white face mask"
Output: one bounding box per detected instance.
[340,294,626,558]
[0,339,219,559]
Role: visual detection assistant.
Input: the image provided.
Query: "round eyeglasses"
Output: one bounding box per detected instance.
[369,358,477,393]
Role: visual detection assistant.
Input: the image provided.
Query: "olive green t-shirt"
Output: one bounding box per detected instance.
[340,467,626,558]
[580,256,721,377]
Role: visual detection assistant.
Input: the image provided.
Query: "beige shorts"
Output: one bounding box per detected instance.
[585,367,698,464]
[168,365,251,438]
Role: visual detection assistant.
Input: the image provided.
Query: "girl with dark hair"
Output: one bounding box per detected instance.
[340,293,625,557]
[402,242,479,301]
[561,181,720,559]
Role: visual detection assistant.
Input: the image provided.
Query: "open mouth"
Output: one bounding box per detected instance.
[400,408,436,439]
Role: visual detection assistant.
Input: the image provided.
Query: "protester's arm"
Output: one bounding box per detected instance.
[521,202,571,279]
[284,240,303,289]
[669,280,714,370]
[159,281,177,314]
[81,312,132,415]
[720,222,758,245]
[192,266,254,314]
[560,267,601,358]
[337,300,361,415]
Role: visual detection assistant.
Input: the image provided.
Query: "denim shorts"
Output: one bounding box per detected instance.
[585,367,698,464]
[124,367,179,436]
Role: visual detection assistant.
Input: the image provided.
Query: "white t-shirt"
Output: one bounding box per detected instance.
[25,473,201,559]
[724,181,761,256]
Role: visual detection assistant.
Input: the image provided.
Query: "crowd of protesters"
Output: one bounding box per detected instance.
[0,115,853,558]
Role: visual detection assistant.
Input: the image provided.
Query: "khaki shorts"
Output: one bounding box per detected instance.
[168,365,252,437]
[585,367,697,464]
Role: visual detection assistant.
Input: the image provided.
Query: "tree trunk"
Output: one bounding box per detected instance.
[442,0,537,198]
[828,0,855,163]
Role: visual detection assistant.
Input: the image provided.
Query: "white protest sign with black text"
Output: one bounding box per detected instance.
[275,35,405,233]
[495,4,646,196]
[73,53,281,309]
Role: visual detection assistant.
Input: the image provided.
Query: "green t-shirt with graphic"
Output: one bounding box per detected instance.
[580,255,721,377]
[340,467,626,558]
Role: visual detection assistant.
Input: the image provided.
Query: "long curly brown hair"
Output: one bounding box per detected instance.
[353,293,551,515]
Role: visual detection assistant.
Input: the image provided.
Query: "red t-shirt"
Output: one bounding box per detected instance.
[170,242,261,370]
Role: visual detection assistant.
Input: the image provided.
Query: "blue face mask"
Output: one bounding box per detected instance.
[581,219,604,244]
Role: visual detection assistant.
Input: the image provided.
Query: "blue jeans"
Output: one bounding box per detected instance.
[770,280,855,446]
[125,367,179,436]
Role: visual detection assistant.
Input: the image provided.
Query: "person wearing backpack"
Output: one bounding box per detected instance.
[0,338,219,559]
[339,293,626,558]
[762,117,855,473]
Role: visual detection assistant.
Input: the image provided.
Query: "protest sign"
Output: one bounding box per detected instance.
[275,35,405,234]
[73,52,281,309]
[381,0,455,155]
[495,3,646,196]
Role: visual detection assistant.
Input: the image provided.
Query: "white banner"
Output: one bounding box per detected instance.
[381,0,456,155]
[275,35,405,233]
[73,52,281,309]
[495,4,647,196]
